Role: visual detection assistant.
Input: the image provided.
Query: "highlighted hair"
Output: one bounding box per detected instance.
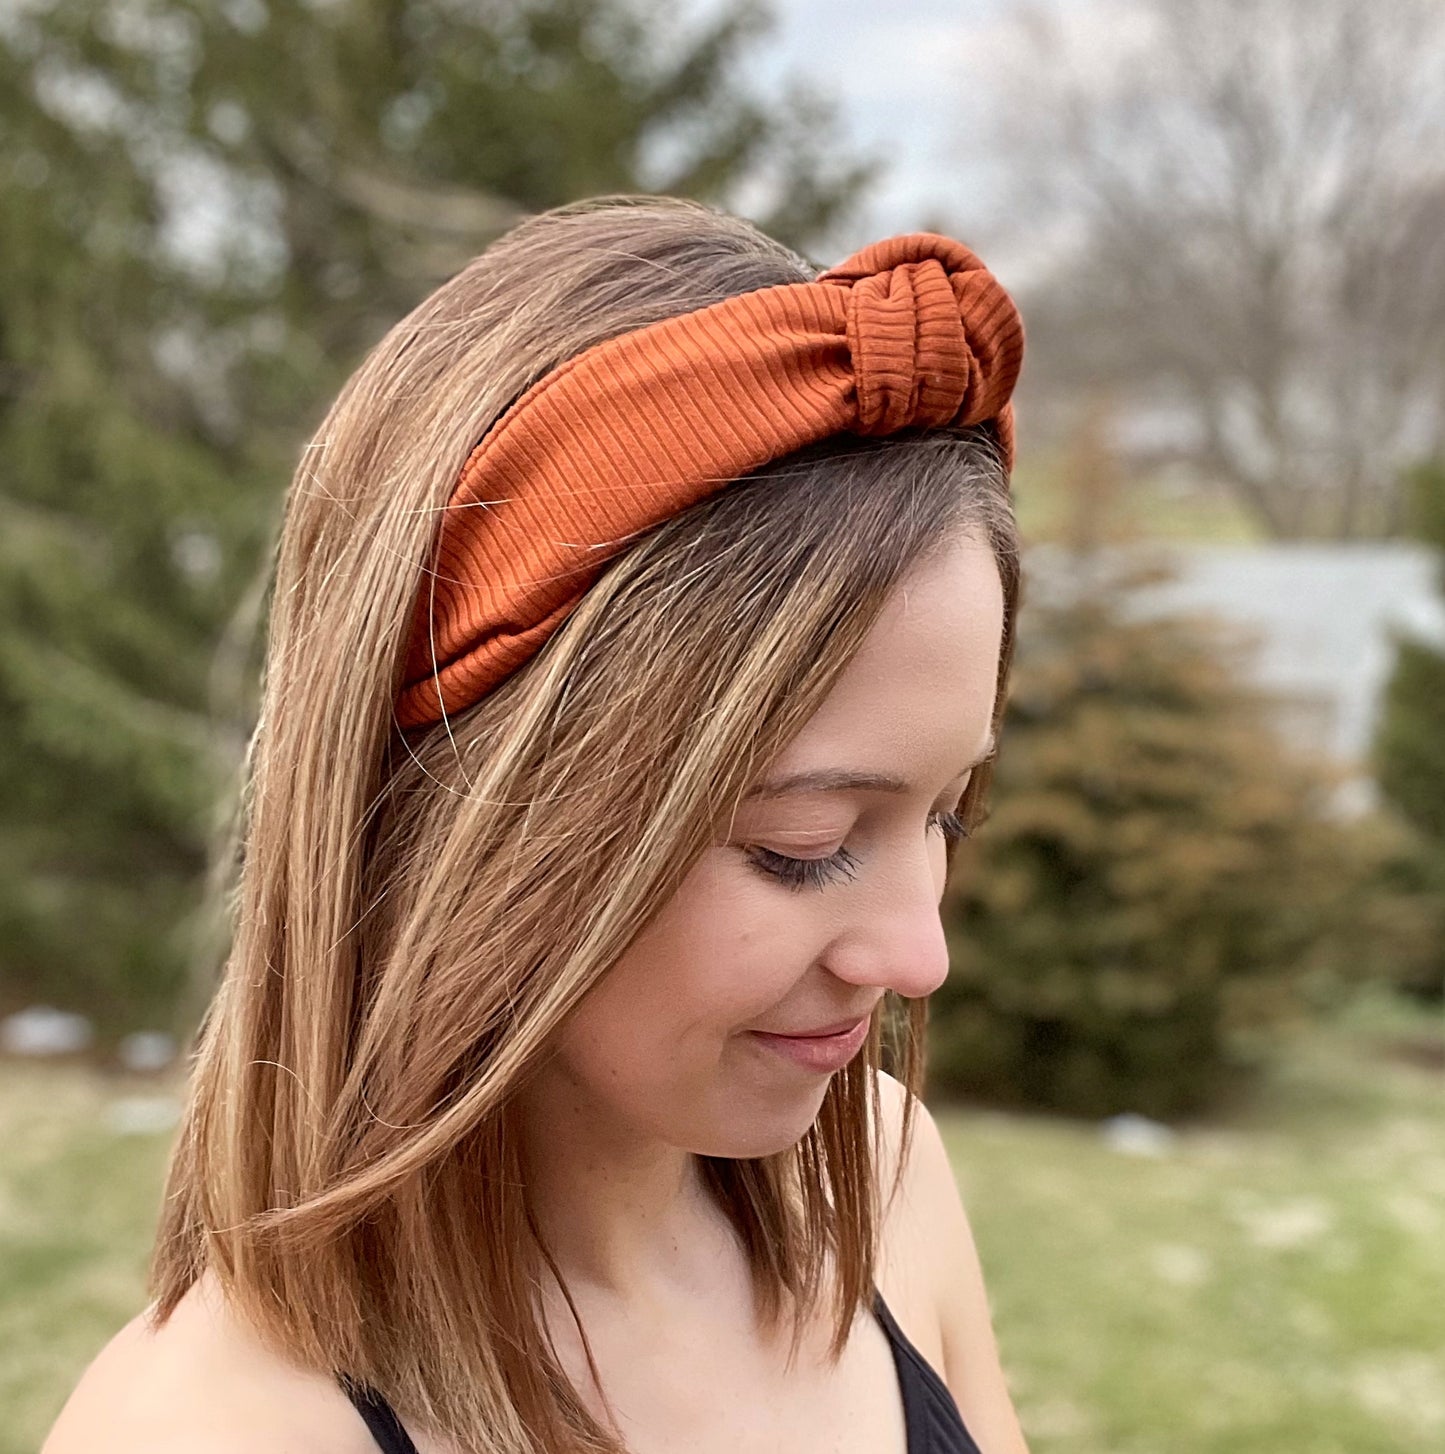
[148,194,1020,1454]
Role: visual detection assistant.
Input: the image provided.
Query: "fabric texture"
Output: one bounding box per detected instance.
[339,1287,984,1454]
[395,231,1024,728]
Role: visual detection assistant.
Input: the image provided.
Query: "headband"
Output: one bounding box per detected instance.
[396,231,1024,729]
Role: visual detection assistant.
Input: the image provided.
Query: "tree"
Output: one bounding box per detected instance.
[83,0,880,406]
[1372,459,1445,1000]
[0,8,253,1029]
[0,0,878,1034]
[964,0,1445,539]
[930,418,1427,1118]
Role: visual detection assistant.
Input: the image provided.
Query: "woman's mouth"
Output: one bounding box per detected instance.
[748,1015,872,1073]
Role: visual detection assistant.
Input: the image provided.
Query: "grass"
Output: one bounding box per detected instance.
[944,986,1445,1454]
[1011,448,1265,546]
[0,1069,176,1450]
[4,986,1441,1454]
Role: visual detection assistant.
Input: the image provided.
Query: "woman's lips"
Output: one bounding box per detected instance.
[748,1015,871,1073]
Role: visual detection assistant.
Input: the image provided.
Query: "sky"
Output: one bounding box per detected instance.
[693,0,1084,283]
[732,0,1009,226]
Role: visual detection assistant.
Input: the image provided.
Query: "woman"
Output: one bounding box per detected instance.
[44,195,1031,1454]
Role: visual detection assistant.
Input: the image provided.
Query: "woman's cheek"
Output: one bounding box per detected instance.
[647,850,831,1049]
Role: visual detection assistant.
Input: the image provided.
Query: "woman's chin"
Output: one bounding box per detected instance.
[695,1082,831,1159]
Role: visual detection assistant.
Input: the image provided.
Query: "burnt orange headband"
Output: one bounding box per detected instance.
[396,230,1024,729]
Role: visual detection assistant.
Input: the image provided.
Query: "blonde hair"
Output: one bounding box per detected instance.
[148,194,1021,1454]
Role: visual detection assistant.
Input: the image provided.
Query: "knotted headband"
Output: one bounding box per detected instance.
[396,231,1024,729]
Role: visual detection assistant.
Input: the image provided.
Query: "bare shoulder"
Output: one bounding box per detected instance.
[873,1070,1032,1454]
[42,1270,376,1454]
[872,1067,961,1338]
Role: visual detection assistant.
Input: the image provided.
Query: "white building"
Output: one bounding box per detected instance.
[1025,542,1445,813]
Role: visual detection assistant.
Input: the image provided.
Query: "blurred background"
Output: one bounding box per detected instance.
[2,1,1442,1450]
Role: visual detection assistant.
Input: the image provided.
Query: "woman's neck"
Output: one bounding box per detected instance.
[513,1059,738,1306]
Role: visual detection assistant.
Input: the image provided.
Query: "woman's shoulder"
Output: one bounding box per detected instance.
[42,1270,376,1454]
[873,1069,1033,1454]
[872,1069,953,1366]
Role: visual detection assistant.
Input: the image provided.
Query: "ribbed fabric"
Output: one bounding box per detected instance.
[396,231,1025,729]
[338,1287,985,1454]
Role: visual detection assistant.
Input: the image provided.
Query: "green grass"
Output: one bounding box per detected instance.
[1011,448,1264,546]
[5,987,1441,1454]
[944,986,1445,1454]
[0,1068,175,1451]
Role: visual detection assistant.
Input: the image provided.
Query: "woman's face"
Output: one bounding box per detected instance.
[541,531,1005,1158]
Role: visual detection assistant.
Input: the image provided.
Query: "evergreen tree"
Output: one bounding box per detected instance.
[0,11,250,1030]
[1372,459,1445,1001]
[0,0,876,1034]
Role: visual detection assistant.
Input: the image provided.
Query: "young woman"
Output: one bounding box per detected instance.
[44,194,1031,1454]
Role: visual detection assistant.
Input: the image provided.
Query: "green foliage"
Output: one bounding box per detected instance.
[1376,635,1445,843]
[0,8,250,1028]
[1397,457,1445,557]
[1371,458,1445,1000]
[0,0,874,1034]
[932,543,1425,1119]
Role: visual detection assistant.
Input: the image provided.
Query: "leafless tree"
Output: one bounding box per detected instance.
[966,0,1445,538]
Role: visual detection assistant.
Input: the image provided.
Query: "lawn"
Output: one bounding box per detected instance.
[941,985,1444,1454]
[4,986,1440,1454]
[1011,448,1264,547]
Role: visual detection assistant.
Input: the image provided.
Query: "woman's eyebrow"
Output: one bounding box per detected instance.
[744,730,997,801]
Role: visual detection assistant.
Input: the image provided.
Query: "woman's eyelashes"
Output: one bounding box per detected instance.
[931,807,970,844]
[743,807,971,893]
[747,842,862,892]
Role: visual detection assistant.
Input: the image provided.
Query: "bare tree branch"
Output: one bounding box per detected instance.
[969,0,1445,538]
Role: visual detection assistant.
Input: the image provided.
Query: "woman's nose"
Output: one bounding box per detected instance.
[819,838,952,1000]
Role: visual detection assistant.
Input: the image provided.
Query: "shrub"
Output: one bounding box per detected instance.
[933,543,1424,1118]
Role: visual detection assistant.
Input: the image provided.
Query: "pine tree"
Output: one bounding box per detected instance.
[0,0,875,1034]
[0,14,249,1029]
[1372,459,1445,1001]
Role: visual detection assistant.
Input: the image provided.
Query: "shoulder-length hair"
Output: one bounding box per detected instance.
[148,194,1020,1454]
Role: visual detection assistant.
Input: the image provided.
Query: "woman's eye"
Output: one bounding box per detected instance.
[745,843,862,893]
[745,809,970,892]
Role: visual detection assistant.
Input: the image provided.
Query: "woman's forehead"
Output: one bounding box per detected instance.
[767,542,1004,777]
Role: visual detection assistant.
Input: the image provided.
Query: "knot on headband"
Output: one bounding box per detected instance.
[821,234,1021,444]
[396,230,1024,729]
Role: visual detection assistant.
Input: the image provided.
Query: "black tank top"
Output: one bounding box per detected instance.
[338,1288,983,1454]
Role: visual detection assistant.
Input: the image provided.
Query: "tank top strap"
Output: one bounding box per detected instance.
[338,1373,422,1454]
[870,1287,987,1454]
